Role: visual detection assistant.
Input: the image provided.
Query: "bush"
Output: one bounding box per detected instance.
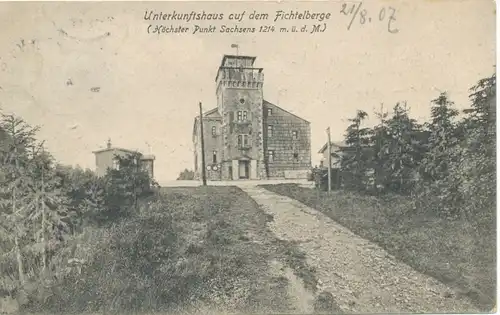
[311,167,342,191]
[36,200,178,313]
[177,169,195,180]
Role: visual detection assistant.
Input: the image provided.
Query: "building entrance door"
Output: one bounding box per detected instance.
[239,160,249,179]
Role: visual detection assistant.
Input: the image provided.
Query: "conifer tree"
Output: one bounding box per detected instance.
[341,110,372,191]
[102,153,152,221]
[0,113,40,285]
[25,148,70,277]
[420,92,459,182]
[382,102,424,194]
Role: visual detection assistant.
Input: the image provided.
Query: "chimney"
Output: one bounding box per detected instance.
[107,138,112,149]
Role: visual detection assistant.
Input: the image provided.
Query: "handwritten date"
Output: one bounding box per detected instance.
[340,2,399,34]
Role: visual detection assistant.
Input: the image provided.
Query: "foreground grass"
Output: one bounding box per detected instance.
[260,184,496,311]
[23,186,317,314]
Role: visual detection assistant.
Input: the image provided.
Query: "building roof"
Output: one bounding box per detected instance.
[318,141,348,154]
[263,100,310,124]
[202,107,222,118]
[92,147,139,155]
[192,107,221,139]
[92,147,154,160]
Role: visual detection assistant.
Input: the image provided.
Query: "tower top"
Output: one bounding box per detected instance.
[219,55,257,69]
[215,54,263,83]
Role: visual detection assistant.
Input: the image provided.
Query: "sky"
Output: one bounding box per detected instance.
[0,0,495,184]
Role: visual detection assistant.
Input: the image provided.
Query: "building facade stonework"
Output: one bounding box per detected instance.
[192,54,311,180]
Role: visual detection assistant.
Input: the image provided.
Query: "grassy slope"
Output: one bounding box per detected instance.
[40,186,318,314]
[260,184,496,311]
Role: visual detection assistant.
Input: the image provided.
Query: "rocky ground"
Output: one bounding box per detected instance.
[241,185,480,314]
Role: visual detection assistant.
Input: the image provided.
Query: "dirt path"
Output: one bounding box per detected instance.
[240,186,479,314]
[268,259,316,314]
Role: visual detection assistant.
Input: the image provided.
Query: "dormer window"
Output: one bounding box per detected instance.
[267,108,273,116]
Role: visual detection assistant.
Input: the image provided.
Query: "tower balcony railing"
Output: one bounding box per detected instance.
[216,67,264,84]
[233,119,252,125]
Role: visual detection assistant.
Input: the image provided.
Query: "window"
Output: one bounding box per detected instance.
[212,126,216,136]
[267,125,273,137]
[293,153,299,160]
[292,130,298,140]
[237,111,243,121]
[267,108,273,116]
[112,158,120,170]
[268,150,275,162]
[238,134,249,148]
[212,151,217,164]
[243,111,248,121]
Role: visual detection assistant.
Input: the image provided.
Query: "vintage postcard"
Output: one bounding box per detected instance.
[0,0,496,314]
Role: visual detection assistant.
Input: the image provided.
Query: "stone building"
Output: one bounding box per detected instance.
[192,54,311,180]
[92,139,155,178]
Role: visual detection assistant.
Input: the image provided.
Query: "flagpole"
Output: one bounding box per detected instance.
[231,44,239,56]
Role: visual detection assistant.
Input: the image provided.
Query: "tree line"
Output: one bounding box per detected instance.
[336,70,495,219]
[0,113,156,311]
